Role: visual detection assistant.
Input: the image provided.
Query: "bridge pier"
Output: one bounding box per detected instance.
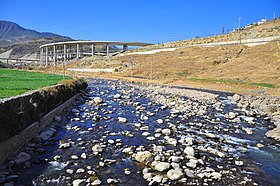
[106,44,110,57]
[45,47,48,66]
[40,48,43,66]
[53,46,56,66]
[76,44,80,59]
[123,45,128,51]
[91,44,95,56]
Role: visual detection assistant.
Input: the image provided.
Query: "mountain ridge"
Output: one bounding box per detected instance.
[0,20,71,45]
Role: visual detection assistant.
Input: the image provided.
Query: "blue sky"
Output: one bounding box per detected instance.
[1,0,280,43]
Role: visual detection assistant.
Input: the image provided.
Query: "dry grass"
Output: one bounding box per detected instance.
[42,19,280,96]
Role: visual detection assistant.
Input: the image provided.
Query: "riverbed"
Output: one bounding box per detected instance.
[1,79,280,186]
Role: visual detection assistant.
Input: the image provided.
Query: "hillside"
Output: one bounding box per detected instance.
[0,20,70,46]
[132,18,280,52]
[52,18,280,96]
[0,20,72,59]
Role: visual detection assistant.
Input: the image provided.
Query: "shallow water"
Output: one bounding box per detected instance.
[8,79,280,185]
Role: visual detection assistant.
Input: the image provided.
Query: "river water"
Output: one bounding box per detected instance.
[5,79,280,186]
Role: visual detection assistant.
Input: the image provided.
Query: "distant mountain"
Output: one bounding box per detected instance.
[0,20,71,45]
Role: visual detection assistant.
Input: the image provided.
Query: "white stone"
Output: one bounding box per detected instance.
[184,147,195,157]
[152,175,163,183]
[135,123,141,128]
[235,160,244,166]
[59,142,71,149]
[186,161,196,169]
[154,133,161,138]
[140,114,149,121]
[118,117,127,123]
[66,169,74,174]
[53,155,61,161]
[153,146,163,153]
[142,132,150,136]
[167,138,177,146]
[72,179,86,186]
[205,133,216,138]
[185,169,194,177]
[155,162,170,172]
[134,151,153,163]
[114,94,122,99]
[91,179,102,185]
[228,112,237,118]
[156,119,164,124]
[147,136,156,141]
[93,97,103,104]
[143,173,153,180]
[169,156,183,163]
[107,178,119,184]
[92,144,103,154]
[162,128,171,135]
[167,169,184,180]
[211,172,222,180]
[122,147,132,153]
[81,153,87,159]
[71,155,79,160]
[124,170,131,175]
[140,126,149,130]
[76,168,85,173]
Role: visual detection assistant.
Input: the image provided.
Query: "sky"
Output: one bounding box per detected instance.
[0,0,280,43]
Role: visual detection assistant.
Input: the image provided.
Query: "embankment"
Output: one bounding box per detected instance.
[0,79,87,142]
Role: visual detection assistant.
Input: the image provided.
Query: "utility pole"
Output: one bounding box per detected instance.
[238,17,242,44]
[150,59,153,80]
[274,11,276,19]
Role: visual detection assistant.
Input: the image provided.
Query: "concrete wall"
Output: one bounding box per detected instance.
[0,79,87,142]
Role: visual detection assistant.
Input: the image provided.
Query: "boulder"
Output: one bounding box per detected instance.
[93,97,103,104]
[15,152,31,164]
[155,162,170,172]
[184,147,194,157]
[72,179,86,186]
[134,151,153,163]
[167,169,184,180]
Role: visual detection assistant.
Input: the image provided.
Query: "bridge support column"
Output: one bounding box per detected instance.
[123,45,128,51]
[45,47,48,66]
[40,48,43,66]
[53,46,56,66]
[63,45,67,61]
[76,44,80,59]
[91,44,95,56]
[106,44,110,57]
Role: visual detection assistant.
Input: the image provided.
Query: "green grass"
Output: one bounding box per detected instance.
[188,78,275,88]
[0,68,70,98]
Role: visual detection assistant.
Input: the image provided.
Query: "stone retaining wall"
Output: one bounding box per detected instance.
[0,79,87,142]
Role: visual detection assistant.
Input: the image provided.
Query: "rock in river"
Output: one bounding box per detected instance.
[134,151,153,163]
[184,147,195,157]
[118,117,127,123]
[93,97,103,104]
[15,152,31,164]
[167,169,184,180]
[155,162,171,172]
[72,179,86,186]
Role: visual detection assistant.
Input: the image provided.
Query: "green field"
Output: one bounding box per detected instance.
[0,68,70,99]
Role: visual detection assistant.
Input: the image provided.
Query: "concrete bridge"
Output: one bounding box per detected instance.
[39,40,152,66]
